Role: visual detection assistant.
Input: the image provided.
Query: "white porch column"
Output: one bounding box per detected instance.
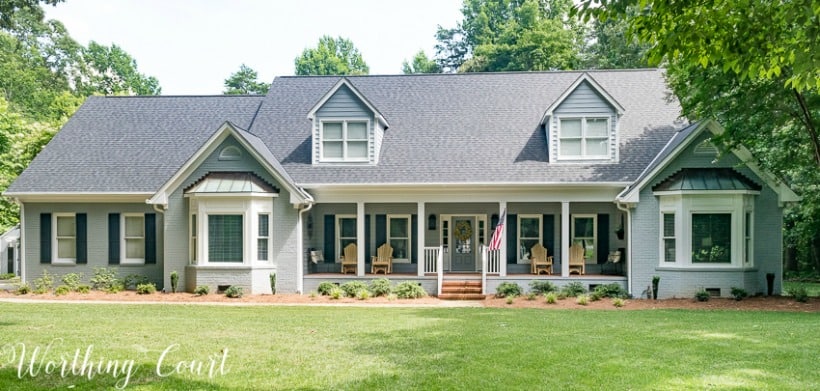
[356,201,365,277]
[499,201,507,277]
[417,202,425,276]
[561,201,570,277]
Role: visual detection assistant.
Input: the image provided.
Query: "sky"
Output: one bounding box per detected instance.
[45,0,464,95]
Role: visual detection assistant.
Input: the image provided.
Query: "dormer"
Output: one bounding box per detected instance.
[307,78,389,165]
[541,73,624,163]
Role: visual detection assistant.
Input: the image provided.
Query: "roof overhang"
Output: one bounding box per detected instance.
[540,72,625,124]
[2,192,153,203]
[306,77,389,128]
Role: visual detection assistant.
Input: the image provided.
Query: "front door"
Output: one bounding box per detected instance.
[451,216,476,272]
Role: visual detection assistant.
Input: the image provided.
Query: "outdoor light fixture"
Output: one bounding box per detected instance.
[428,214,436,230]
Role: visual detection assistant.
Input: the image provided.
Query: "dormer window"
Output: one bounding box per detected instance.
[558,117,610,159]
[320,119,369,162]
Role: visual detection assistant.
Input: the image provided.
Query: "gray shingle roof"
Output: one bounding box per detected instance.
[8,70,685,194]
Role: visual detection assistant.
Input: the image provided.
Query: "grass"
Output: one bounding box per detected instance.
[784,281,820,297]
[0,304,818,390]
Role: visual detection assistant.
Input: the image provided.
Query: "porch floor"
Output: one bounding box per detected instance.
[304,273,625,279]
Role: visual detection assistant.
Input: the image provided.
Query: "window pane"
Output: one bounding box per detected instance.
[560,140,582,155]
[347,122,367,139]
[520,217,539,238]
[257,239,268,261]
[126,238,144,258]
[125,215,143,237]
[191,215,197,237]
[340,218,356,238]
[586,118,608,137]
[208,215,243,262]
[258,214,269,237]
[347,141,368,158]
[390,238,408,258]
[574,218,594,237]
[585,138,608,155]
[691,214,731,263]
[323,122,342,139]
[390,218,408,238]
[57,216,75,236]
[520,238,538,259]
[323,141,343,158]
[561,119,582,138]
[663,214,675,236]
[57,238,75,258]
[664,239,676,262]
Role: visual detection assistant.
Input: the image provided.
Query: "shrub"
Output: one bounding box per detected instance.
[317,282,336,296]
[394,281,427,299]
[529,280,557,295]
[730,287,748,301]
[194,285,210,296]
[90,267,120,291]
[368,278,392,297]
[355,289,371,300]
[32,270,55,293]
[170,271,179,293]
[123,274,149,290]
[556,292,568,300]
[340,281,368,297]
[560,282,587,297]
[76,284,91,294]
[612,298,625,308]
[786,286,809,303]
[269,273,276,295]
[15,283,30,295]
[593,283,628,299]
[506,296,515,305]
[106,283,124,294]
[589,292,603,301]
[495,282,522,298]
[329,287,343,300]
[61,273,83,291]
[54,285,71,296]
[544,292,558,304]
[576,294,590,305]
[224,285,243,298]
[387,293,398,301]
[308,290,317,298]
[526,292,537,301]
[0,272,16,280]
[695,289,710,302]
[136,283,156,295]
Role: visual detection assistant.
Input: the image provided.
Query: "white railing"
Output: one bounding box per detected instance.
[436,246,443,296]
[486,248,501,274]
[424,246,440,274]
[481,246,487,295]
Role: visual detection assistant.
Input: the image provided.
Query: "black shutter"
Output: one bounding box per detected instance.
[507,214,517,264]
[364,215,371,262]
[375,215,386,247]
[145,213,157,264]
[40,213,51,264]
[323,214,335,262]
[543,214,554,257]
[108,213,120,264]
[597,214,609,264]
[411,215,418,263]
[76,213,87,264]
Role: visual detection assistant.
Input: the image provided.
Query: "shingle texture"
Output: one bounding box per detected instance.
[8,70,685,193]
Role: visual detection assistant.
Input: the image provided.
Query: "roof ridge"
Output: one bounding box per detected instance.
[274,68,661,80]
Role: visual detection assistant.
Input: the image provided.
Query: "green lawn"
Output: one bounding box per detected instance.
[784,281,820,297]
[1,304,818,390]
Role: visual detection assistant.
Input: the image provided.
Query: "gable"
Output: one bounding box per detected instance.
[547,79,620,163]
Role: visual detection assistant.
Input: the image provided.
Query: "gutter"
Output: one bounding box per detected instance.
[615,201,632,296]
[295,196,315,295]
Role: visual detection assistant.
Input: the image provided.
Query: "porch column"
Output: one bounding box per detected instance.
[417,202,425,276]
[356,201,365,277]
[499,201,507,277]
[561,201,570,277]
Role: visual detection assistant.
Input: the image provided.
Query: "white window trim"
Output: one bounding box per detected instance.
[121,213,146,265]
[517,214,542,264]
[257,213,271,262]
[744,210,753,266]
[336,215,356,263]
[190,214,197,264]
[660,212,676,263]
[52,213,76,265]
[387,214,411,263]
[557,116,611,160]
[319,118,371,163]
[190,196,273,266]
[571,214,597,264]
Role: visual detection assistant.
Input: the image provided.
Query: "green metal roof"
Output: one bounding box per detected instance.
[652,168,762,192]
[184,172,279,194]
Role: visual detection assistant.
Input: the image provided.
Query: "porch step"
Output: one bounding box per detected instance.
[439,280,485,300]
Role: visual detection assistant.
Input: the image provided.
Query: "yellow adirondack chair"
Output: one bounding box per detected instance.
[341,243,357,274]
[371,243,393,274]
[530,243,553,275]
[569,243,586,275]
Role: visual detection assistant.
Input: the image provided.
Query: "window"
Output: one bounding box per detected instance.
[218,145,242,160]
[744,212,752,264]
[572,215,596,262]
[337,216,357,258]
[388,215,410,260]
[190,214,197,264]
[321,120,369,161]
[662,213,676,262]
[691,214,731,263]
[441,219,449,249]
[208,215,243,263]
[122,214,145,264]
[518,215,542,261]
[55,214,76,263]
[257,214,269,261]
[559,117,609,159]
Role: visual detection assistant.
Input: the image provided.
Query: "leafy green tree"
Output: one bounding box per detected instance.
[76,41,161,95]
[0,0,63,28]
[435,0,584,72]
[294,36,369,76]
[581,9,650,69]
[223,64,269,95]
[402,50,441,74]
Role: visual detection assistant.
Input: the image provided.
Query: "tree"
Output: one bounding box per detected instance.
[401,50,441,74]
[223,64,269,95]
[581,9,651,69]
[75,41,161,96]
[0,0,64,29]
[435,0,584,72]
[294,36,369,76]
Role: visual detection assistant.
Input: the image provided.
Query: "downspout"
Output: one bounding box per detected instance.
[296,197,315,295]
[17,200,25,282]
[616,201,632,296]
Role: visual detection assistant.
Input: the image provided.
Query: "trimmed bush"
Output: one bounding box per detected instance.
[90,267,120,291]
[340,281,368,298]
[170,271,179,293]
[15,283,30,295]
[32,270,55,293]
[194,285,210,296]
[394,281,427,299]
[576,294,590,306]
[123,274,149,290]
[592,283,628,299]
[526,292,537,301]
[368,278,392,297]
[224,285,243,298]
[730,287,748,301]
[54,285,71,296]
[76,284,91,294]
[317,282,336,296]
[612,298,625,308]
[695,289,710,302]
[329,287,343,300]
[61,273,83,291]
[136,283,157,295]
[529,280,557,295]
[0,272,17,280]
[355,289,371,300]
[506,296,515,304]
[560,282,587,297]
[495,282,522,298]
[544,292,558,304]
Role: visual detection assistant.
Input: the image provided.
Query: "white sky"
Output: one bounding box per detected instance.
[45,0,464,95]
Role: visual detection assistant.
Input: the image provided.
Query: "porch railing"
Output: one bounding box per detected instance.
[436,246,443,296]
[486,248,501,274]
[423,246,440,274]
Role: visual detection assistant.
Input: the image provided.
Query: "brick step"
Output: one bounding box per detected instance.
[440,287,483,294]
[438,293,487,300]
[439,280,484,300]
[441,281,482,287]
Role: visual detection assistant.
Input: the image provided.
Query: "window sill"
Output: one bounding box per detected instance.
[655,266,758,272]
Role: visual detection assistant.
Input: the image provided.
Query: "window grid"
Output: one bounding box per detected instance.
[337,216,357,258]
[388,216,410,260]
[744,212,752,264]
[123,214,145,262]
[691,213,731,263]
[55,214,76,261]
[572,215,596,261]
[518,215,541,260]
[190,214,197,264]
[258,214,270,261]
[321,120,369,161]
[559,117,610,158]
[663,213,676,262]
[208,215,243,263]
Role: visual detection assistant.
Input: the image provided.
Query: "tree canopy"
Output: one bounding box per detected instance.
[294,36,369,76]
[402,50,441,74]
[223,64,269,95]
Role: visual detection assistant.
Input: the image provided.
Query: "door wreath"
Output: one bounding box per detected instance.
[454,221,473,241]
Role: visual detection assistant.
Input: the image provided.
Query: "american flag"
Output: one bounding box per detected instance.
[488,209,506,251]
